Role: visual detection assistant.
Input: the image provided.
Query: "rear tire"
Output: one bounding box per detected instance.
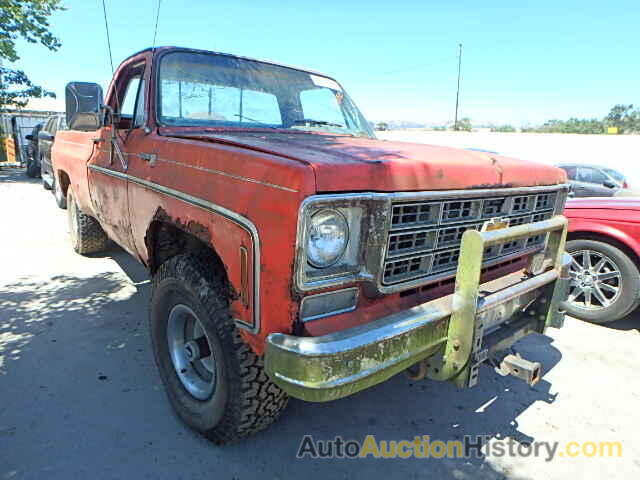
[25,159,40,178]
[67,188,108,255]
[150,254,288,444]
[53,176,67,209]
[42,156,52,189]
[566,239,640,323]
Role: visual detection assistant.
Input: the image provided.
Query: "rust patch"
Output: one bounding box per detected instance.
[469,183,517,189]
[144,207,242,304]
[148,206,212,243]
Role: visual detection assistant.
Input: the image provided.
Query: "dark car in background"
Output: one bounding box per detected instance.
[24,123,44,178]
[557,163,629,197]
[564,197,640,323]
[39,114,67,208]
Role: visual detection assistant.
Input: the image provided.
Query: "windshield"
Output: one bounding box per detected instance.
[158,51,374,138]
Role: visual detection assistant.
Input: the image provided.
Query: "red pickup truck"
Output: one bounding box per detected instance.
[53,46,571,444]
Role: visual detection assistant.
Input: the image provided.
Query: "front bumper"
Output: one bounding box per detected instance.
[265,216,570,402]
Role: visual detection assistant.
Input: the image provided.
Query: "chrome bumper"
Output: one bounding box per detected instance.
[265,216,570,402]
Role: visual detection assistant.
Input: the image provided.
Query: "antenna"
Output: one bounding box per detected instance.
[100,0,121,112]
[454,43,462,131]
[146,0,162,133]
[101,0,115,75]
[152,0,162,50]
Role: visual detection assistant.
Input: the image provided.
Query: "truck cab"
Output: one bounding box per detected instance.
[52,46,571,444]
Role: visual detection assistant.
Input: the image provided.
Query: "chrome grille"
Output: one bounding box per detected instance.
[441,200,482,223]
[387,230,437,258]
[383,190,560,285]
[391,202,440,229]
[437,223,482,249]
[482,197,507,217]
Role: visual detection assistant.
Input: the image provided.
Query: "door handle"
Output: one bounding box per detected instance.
[138,152,157,166]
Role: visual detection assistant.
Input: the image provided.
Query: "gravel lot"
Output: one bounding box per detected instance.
[1,165,639,480]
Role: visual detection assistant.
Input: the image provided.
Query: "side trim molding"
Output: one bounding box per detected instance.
[88,163,261,333]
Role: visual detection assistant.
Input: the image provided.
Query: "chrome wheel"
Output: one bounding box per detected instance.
[167,304,216,400]
[568,250,622,310]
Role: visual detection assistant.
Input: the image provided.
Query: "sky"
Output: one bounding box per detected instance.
[9,0,640,126]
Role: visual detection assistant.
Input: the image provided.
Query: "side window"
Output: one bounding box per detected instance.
[120,76,141,118]
[133,79,146,128]
[118,74,146,129]
[577,167,606,184]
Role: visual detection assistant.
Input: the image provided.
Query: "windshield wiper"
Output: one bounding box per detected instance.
[292,119,344,128]
[233,114,279,129]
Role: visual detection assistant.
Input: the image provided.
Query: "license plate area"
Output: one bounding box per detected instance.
[427,216,568,385]
[477,288,540,333]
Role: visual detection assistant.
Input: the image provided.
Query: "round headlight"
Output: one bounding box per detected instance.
[307,209,349,268]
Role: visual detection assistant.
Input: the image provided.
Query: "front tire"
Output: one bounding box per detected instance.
[150,254,288,444]
[566,239,640,323]
[67,188,109,255]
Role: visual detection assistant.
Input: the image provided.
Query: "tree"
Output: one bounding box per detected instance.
[604,104,640,133]
[375,122,389,131]
[457,117,472,132]
[0,0,64,109]
[491,124,516,133]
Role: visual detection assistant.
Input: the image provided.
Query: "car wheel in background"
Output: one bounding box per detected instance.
[53,176,67,209]
[566,239,640,323]
[67,188,109,255]
[41,156,52,189]
[25,159,40,178]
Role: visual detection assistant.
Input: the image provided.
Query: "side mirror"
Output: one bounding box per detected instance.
[38,131,54,141]
[603,179,617,189]
[65,81,104,131]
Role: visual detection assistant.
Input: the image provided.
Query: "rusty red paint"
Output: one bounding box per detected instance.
[53,46,567,356]
[163,130,567,192]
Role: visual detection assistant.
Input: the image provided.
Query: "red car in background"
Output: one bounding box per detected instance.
[565,198,640,323]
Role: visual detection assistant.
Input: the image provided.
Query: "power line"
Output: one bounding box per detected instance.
[454,43,462,131]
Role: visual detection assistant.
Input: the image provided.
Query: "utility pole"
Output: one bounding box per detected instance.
[454,43,462,131]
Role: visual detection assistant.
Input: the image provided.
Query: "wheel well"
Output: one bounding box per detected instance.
[57,170,71,197]
[567,231,640,268]
[145,220,227,279]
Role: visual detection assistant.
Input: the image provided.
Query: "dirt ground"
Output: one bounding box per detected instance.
[1,166,639,480]
[378,130,640,186]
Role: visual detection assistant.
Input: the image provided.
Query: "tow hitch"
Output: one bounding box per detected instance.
[491,351,542,386]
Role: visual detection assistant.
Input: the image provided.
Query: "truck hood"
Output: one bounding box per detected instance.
[167,130,567,192]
